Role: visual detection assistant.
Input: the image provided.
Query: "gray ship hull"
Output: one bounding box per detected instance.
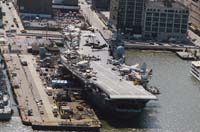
[84,89,149,118]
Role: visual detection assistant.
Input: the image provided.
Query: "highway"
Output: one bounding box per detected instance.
[1,1,24,34]
[79,0,112,40]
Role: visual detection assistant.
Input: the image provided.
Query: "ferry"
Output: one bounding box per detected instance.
[191,61,200,81]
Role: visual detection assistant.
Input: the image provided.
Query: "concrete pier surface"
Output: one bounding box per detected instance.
[3,53,101,131]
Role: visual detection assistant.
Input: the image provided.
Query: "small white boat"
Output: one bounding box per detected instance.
[191,61,200,81]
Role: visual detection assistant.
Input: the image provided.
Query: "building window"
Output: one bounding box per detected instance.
[181,29,187,33]
[160,13,166,17]
[174,19,181,23]
[174,24,180,28]
[147,12,152,16]
[174,28,180,33]
[159,28,165,32]
[153,17,159,21]
[167,24,173,28]
[181,24,187,29]
[145,26,151,31]
[153,13,159,17]
[167,28,172,33]
[146,22,151,25]
[160,18,166,23]
[152,27,158,32]
[146,17,152,21]
[160,23,166,27]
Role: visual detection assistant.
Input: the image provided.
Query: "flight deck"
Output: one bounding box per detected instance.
[61,31,157,100]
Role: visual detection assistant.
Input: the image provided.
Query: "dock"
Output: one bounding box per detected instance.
[3,53,101,131]
[125,43,198,52]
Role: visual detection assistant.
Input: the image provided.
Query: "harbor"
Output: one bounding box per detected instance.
[2,52,101,131]
[101,50,200,132]
[1,50,200,132]
[1,0,200,131]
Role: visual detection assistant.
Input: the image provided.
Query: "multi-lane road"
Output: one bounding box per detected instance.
[1,1,24,34]
[79,0,112,40]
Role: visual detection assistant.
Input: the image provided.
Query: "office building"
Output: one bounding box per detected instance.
[17,0,52,17]
[143,0,189,42]
[92,0,110,10]
[109,0,145,34]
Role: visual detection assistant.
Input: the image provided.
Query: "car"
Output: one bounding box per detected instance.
[40,111,44,115]
[2,12,6,16]
[36,36,42,39]
[6,33,14,37]
[21,61,28,66]
[192,38,196,42]
[20,30,27,33]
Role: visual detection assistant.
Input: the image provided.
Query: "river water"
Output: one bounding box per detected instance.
[1,50,200,132]
[102,50,200,132]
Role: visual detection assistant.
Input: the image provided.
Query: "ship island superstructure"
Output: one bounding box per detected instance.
[61,30,157,115]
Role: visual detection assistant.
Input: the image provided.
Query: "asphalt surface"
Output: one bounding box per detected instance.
[79,0,112,40]
[1,1,24,34]
[5,54,42,122]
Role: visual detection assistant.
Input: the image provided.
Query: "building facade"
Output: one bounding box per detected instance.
[92,0,110,10]
[109,0,145,34]
[17,0,52,17]
[143,1,189,42]
[52,0,79,10]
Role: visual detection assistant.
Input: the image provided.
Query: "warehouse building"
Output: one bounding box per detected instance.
[92,0,110,10]
[143,0,189,42]
[17,0,52,17]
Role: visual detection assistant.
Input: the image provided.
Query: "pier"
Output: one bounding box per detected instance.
[3,53,101,131]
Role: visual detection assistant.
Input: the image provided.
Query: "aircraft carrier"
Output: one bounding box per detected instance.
[60,29,157,117]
